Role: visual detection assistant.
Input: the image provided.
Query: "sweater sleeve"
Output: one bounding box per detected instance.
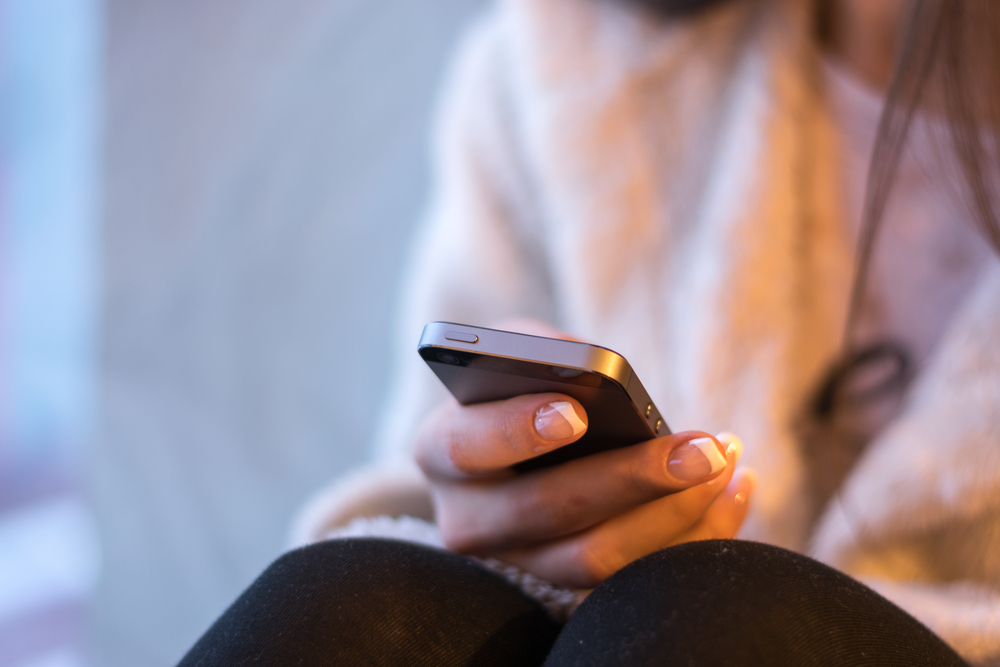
[862,578,1000,666]
[809,264,1000,665]
[293,7,557,540]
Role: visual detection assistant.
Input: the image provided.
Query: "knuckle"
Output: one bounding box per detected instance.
[413,443,434,474]
[414,403,472,474]
[617,441,671,498]
[438,515,484,555]
[436,486,514,555]
[412,419,436,472]
[508,475,593,538]
[496,407,533,456]
[443,432,477,476]
[443,524,506,556]
[439,527,474,554]
[624,455,663,497]
[530,484,589,531]
[508,483,555,530]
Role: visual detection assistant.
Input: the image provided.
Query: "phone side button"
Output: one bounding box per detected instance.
[445,331,479,344]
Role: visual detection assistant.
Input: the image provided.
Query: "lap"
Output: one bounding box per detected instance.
[178,538,967,667]
[546,539,967,666]
[177,538,559,667]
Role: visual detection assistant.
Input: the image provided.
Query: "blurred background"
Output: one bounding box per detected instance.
[0,0,485,665]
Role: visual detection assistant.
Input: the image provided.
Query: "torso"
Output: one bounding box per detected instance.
[800,56,993,517]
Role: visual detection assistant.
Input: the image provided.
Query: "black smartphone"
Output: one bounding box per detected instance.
[418,322,670,470]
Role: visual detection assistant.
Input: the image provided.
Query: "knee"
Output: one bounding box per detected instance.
[549,540,965,667]
[608,539,837,609]
[593,539,880,622]
[259,538,537,624]
[180,539,559,667]
[264,539,560,647]
[264,537,459,600]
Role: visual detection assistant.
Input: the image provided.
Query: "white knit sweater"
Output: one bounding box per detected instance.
[295,0,1000,662]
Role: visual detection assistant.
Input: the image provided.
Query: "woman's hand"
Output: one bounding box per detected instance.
[415,390,756,590]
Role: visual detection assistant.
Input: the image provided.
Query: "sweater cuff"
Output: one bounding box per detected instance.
[317,514,589,623]
[289,461,433,548]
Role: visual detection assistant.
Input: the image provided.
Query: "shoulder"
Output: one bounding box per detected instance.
[438,0,819,158]
[477,0,808,93]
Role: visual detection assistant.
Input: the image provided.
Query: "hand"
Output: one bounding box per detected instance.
[415,379,756,590]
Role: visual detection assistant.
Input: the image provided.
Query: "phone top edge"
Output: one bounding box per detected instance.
[419,321,670,438]
[420,321,630,355]
[419,321,632,388]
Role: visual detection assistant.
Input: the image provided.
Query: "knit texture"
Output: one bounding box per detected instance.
[297,1,1000,662]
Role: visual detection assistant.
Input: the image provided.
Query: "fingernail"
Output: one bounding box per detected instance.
[716,432,743,461]
[534,401,586,441]
[733,469,758,505]
[667,437,727,480]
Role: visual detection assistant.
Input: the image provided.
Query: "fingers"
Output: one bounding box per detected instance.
[669,468,757,546]
[415,319,586,478]
[495,442,749,589]
[435,431,735,553]
[415,394,589,478]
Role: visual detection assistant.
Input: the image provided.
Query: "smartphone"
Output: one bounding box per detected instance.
[418,321,670,470]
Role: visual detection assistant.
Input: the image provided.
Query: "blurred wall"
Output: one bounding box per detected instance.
[1,1,103,666]
[94,1,484,664]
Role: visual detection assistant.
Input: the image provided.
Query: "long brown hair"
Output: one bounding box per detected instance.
[633,0,1000,333]
[634,0,1000,316]
[804,0,1000,527]
[808,0,1000,427]
[635,0,1000,507]
[847,0,1000,342]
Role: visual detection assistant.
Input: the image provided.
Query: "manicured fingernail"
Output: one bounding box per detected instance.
[716,432,743,461]
[668,437,727,480]
[534,401,586,441]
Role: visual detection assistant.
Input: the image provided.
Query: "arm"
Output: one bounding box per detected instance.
[293,10,757,579]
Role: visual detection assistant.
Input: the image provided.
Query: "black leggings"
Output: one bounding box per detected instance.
[177,538,966,666]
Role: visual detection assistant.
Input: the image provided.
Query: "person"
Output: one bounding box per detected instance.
[179,0,1000,664]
